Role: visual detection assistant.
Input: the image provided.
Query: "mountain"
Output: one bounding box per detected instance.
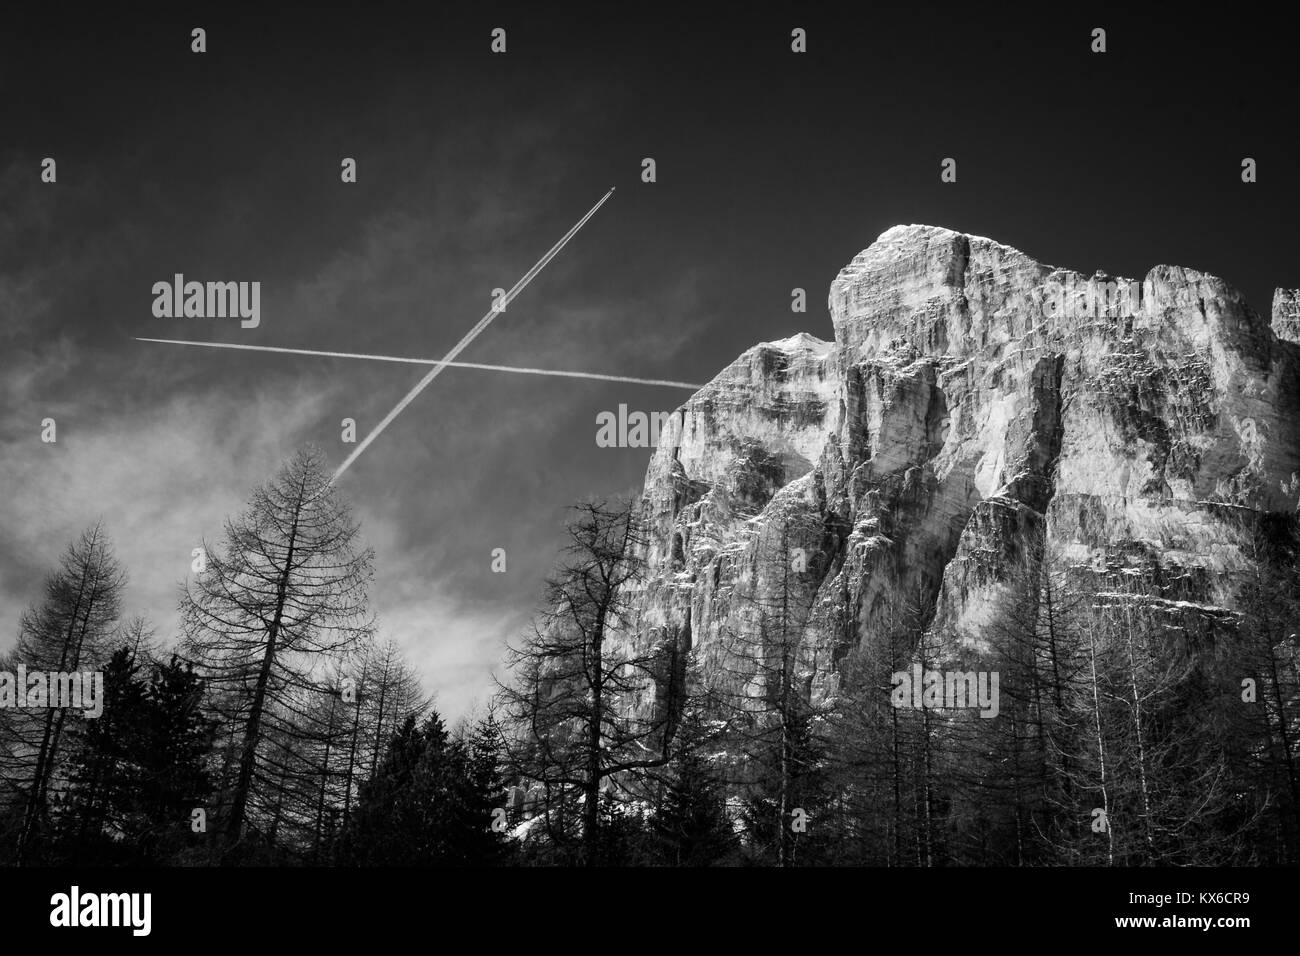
[619,224,1300,707]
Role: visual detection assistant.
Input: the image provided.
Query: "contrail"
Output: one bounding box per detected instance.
[134,337,703,390]
[327,187,615,480]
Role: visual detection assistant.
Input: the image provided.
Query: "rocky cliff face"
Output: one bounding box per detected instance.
[620,225,1300,710]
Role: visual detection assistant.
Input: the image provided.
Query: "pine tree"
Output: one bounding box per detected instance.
[2,524,126,864]
[52,649,215,864]
[822,592,924,866]
[649,714,737,866]
[180,446,374,860]
[498,499,678,864]
[712,508,835,866]
[57,647,147,863]
[135,654,215,862]
[1214,511,1300,863]
[347,638,426,826]
[336,710,508,865]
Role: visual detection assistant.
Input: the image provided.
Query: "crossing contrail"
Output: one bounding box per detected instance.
[320,187,618,479]
[133,337,703,390]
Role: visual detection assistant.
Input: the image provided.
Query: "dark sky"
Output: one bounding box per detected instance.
[2,3,1295,718]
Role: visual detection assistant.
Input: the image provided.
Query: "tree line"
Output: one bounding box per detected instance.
[2,446,1297,866]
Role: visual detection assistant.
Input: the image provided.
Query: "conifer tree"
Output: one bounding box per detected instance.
[54,649,214,864]
[2,524,126,864]
[336,709,508,865]
[499,499,678,864]
[648,712,737,866]
[180,446,374,860]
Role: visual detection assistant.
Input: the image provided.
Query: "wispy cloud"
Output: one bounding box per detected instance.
[0,88,720,721]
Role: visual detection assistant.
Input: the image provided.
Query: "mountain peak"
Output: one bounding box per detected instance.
[615,228,1300,713]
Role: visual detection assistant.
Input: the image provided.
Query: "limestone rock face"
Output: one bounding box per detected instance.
[1274,288,1300,345]
[617,225,1300,709]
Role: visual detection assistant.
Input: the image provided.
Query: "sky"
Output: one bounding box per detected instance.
[1,4,1295,720]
